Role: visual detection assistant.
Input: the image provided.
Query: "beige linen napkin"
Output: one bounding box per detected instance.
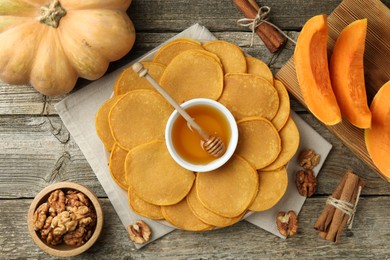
[55,24,332,247]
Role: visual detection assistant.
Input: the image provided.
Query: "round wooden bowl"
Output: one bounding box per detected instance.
[27,182,103,257]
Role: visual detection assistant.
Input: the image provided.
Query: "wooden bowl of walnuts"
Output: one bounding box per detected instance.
[27,182,103,257]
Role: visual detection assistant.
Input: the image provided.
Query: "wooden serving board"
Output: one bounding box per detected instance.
[275,0,390,181]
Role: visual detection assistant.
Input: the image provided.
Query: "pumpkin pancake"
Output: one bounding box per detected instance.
[128,186,164,220]
[113,61,166,96]
[109,89,173,150]
[261,117,300,171]
[161,198,214,231]
[249,167,288,211]
[203,40,247,74]
[125,140,195,206]
[109,143,128,190]
[182,49,223,67]
[160,50,224,104]
[246,56,273,84]
[95,95,122,152]
[187,182,244,227]
[236,117,281,169]
[153,38,204,65]
[219,73,279,121]
[196,155,258,218]
[272,80,291,131]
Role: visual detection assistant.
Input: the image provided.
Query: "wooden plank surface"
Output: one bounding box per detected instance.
[0,0,390,259]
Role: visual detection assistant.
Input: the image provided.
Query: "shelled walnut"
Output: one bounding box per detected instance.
[32,189,97,247]
[128,220,152,244]
[33,202,50,231]
[276,211,298,237]
[48,189,66,216]
[296,169,317,197]
[298,149,320,170]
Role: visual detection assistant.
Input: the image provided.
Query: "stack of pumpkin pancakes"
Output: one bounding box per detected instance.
[95,38,300,230]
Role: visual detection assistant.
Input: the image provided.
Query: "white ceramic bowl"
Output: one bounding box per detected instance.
[165,98,238,172]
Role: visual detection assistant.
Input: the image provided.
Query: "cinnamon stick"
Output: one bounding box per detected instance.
[232,0,286,53]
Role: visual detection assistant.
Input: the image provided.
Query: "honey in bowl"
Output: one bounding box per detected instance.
[171,104,231,165]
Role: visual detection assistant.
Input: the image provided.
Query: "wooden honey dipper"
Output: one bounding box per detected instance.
[132,62,226,157]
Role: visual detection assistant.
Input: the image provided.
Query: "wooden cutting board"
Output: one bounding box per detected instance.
[275,0,390,181]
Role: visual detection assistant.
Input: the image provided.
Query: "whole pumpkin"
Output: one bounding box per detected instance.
[0,0,136,96]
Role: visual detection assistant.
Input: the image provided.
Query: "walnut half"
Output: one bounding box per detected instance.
[276,211,298,238]
[298,149,320,170]
[296,169,317,197]
[128,220,151,244]
[33,202,49,231]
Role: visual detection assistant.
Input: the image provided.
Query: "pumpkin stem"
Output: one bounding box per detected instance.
[39,0,66,28]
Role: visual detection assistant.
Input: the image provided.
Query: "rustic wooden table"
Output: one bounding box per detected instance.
[1,0,390,259]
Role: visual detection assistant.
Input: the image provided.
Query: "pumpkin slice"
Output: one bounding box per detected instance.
[95,95,122,152]
[261,117,300,171]
[161,198,214,231]
[187,181,244,227]
[219,73,279,121]
[159,50,224,104]
[128,186,164,220]
[246,56,273,84]
[153,38,204,65]
[125,140,195,206]
[109,89,173,150]
[272,80,291,131]
[203,40,247,74]
[294,14,342,125]
[236,117,281,169]
[109,143,128,190]
[249,167,288,211]
[113,61,166,96]
[330,19,371,129]
[196,155,258,218]
[365,80,390,180]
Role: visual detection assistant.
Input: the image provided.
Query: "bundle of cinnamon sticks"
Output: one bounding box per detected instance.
[232,0,286,53]
[314,170,365,243]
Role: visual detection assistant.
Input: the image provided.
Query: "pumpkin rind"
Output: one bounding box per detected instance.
[364,80,390,180]
[0,0,135,96]
[294,14,342,125]
[330,19,371,129]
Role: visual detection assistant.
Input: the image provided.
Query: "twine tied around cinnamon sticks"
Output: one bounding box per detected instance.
[326,185,362,230]
[232,0,286,53]
[314,170,365,243]
[237,5,297,48]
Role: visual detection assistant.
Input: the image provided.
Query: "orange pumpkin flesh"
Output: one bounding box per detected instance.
[0,0,135,96]
[365,80,390,180]
[294,14,342,125]
[330,19,371,129]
